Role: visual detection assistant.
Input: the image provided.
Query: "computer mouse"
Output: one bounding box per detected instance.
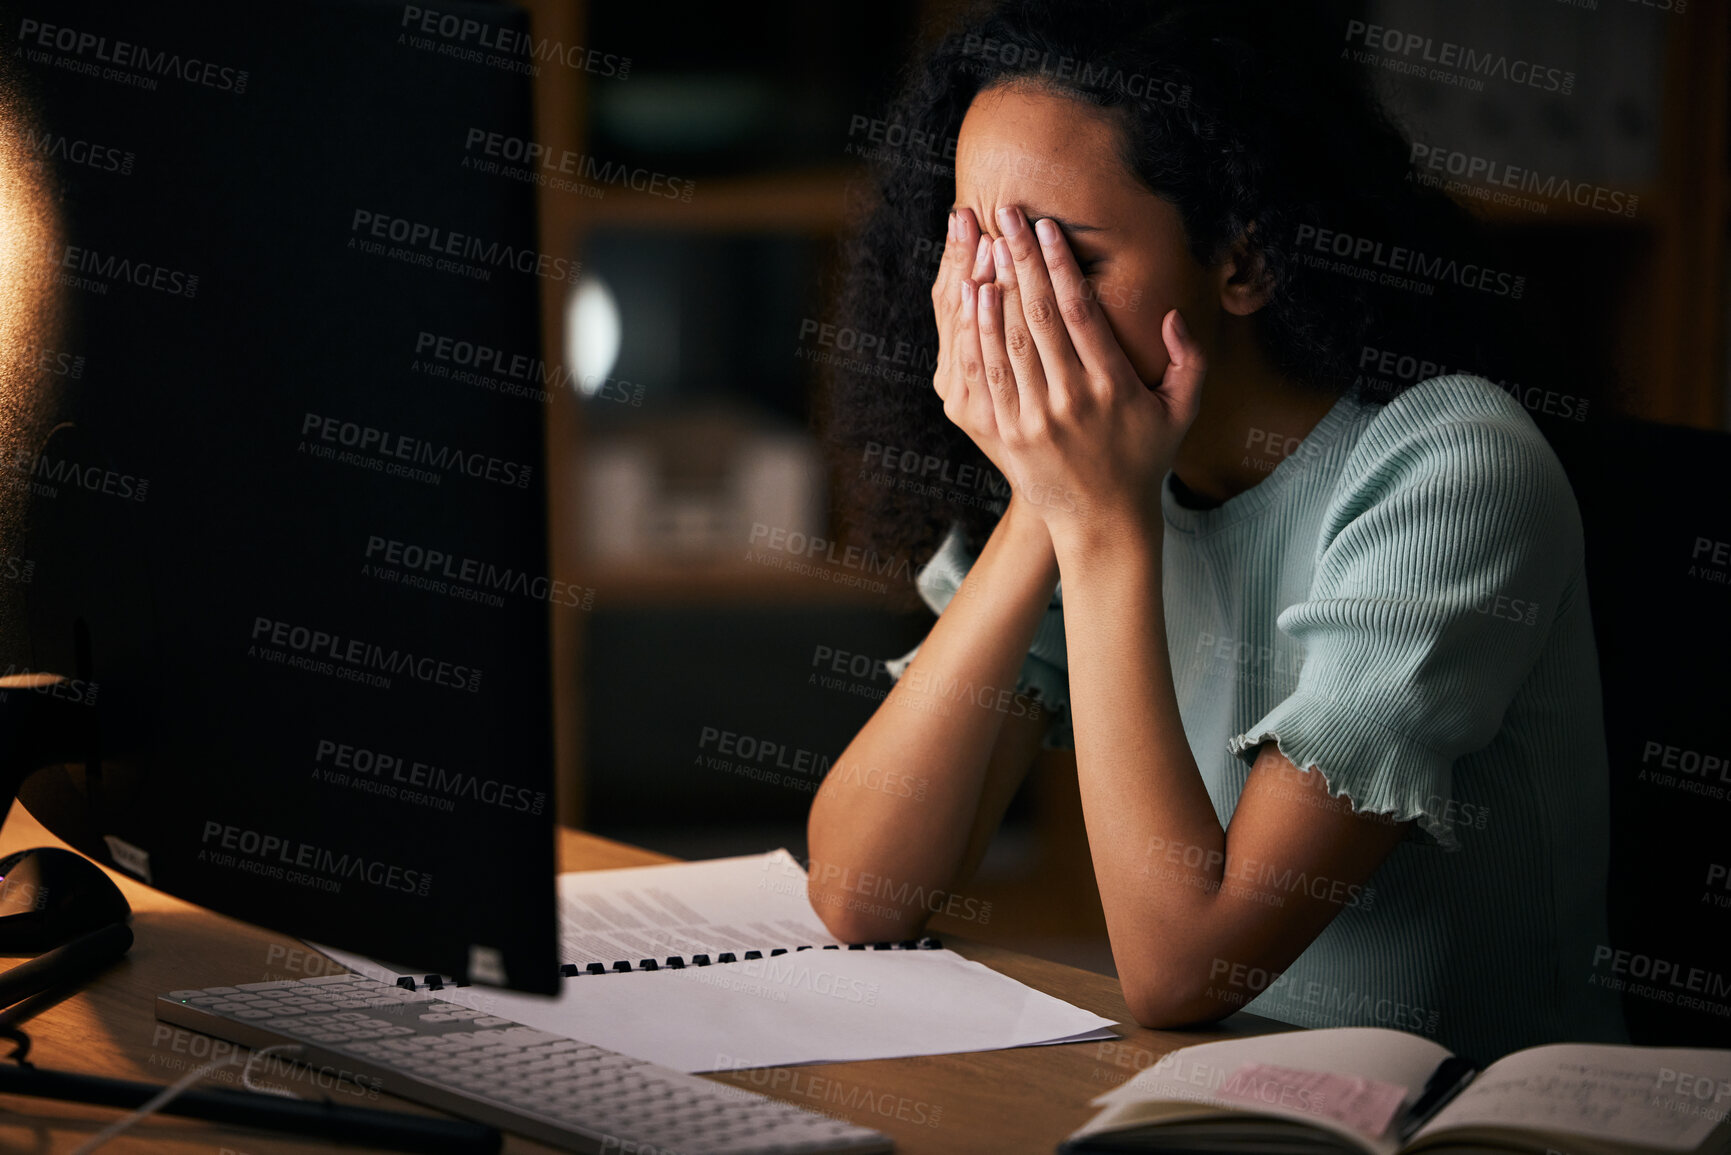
[0,846,132,954]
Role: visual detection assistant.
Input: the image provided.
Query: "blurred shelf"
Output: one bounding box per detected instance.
[580,557,902,608]
[568,164,868,233]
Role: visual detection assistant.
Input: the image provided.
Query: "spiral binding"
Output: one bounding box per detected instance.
[394,935,944,991]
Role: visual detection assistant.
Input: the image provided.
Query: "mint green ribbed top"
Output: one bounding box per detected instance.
[885,375,1627,1059]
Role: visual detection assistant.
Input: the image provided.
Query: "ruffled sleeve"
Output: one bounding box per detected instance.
[1227,406,1584,850]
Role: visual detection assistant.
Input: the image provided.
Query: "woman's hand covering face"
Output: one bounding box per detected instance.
[934,202,1208,544]
[931,206,1019,484]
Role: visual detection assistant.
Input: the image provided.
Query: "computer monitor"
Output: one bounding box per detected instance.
[0,0,561,994]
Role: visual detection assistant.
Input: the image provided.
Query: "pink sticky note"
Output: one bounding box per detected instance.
[1216,1062,1410,1139]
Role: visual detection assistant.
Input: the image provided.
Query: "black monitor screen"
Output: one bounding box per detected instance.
[1,0,559,993]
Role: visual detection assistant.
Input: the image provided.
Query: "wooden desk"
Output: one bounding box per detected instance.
[0,801,1275,1154]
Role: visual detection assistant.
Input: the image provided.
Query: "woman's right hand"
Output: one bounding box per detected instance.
[932,208,1015,481]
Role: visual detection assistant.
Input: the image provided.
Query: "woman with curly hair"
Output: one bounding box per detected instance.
[804,0,1625,1061]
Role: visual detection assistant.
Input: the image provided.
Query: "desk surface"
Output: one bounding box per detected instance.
[0,802,1275,1154]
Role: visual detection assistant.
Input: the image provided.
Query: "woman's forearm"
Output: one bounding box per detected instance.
[806,500,1060,941]
[1057,517,1413,1028]
[1052,518,1230,1003]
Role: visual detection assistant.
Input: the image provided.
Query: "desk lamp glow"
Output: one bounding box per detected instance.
[0,87,135,1005]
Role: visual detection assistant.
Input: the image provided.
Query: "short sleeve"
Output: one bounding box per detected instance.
[883,524,1074,750]
[1227,407,1584,850]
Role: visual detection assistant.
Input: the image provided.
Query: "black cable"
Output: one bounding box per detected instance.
[0,923,134,1013]
[0,1066,502,1155]
[0,1024,31,1066]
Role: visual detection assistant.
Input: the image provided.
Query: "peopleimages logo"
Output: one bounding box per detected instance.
[364,535,593,609]
[349,210,576,282]
[15,17,250,93]
[200,821,430,896]
[1292,224,1525,298]
[16,126,135,175]
[1590,946,1731,1012]
[249,616,484,694]
[19,345,87,379]
[1410,142,1639,218]
[398,5,630,78]
[299,412,534,489]
[38,238,198,299]
[1342,19,1574,95]
[411,330,642,407]
[462,129,694,201]
[0,664,97,707]
[1354,345,1590,423]
[314,738,546,817]
[4,448,149,502]
[958,34,1192,105]
[747,523,915,585]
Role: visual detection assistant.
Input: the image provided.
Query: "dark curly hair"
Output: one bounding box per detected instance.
[816,0,1534,593]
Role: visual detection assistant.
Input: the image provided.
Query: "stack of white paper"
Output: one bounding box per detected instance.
[312,850,1118,1073]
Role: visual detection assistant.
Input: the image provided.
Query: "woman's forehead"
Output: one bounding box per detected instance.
[954,85,1138,225]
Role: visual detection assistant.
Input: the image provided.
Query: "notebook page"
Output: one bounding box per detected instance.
[1412,1044,1731,1151]
[1081,1027,1452,1155]
[554,849,842,965]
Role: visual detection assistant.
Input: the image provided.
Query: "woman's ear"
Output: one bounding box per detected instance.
[1218,223,1274,317]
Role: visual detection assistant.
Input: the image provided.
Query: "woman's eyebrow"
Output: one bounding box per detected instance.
[950,205,1107,234]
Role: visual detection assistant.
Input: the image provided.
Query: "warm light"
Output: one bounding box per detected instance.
[0,75,63,424]
[565,273,621,398]
[0,672,65,689]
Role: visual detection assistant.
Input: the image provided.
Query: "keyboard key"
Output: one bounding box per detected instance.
[156,974,890,1155]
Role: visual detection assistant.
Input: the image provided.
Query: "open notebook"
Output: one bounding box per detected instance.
[312,850,1118,1072]
[1064,1026,1731,1155]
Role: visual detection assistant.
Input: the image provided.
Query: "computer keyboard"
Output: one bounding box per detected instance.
[156,973,893,1154]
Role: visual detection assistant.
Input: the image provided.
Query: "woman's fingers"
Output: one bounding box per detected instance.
[931,212,966,401]
[975,280,1019,429]
[969,219,993,283]
[934,209,974,305]
[935,231,991,410]
[949,209,989,312]
[952,276,997,440]
[1031,217,1138,392]
[1158,309,1208,426]
[987,234,1050,414]
[996,207,1084,395]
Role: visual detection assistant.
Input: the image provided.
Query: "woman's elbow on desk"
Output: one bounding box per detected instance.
[806,874,930,944]
[1112,935,1250,1031]
[1120,969,1239,1032]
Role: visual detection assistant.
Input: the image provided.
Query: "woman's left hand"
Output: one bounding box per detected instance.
[974,205,1206,548]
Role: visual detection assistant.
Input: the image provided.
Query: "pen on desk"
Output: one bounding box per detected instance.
[1396,1055,1478,1141]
